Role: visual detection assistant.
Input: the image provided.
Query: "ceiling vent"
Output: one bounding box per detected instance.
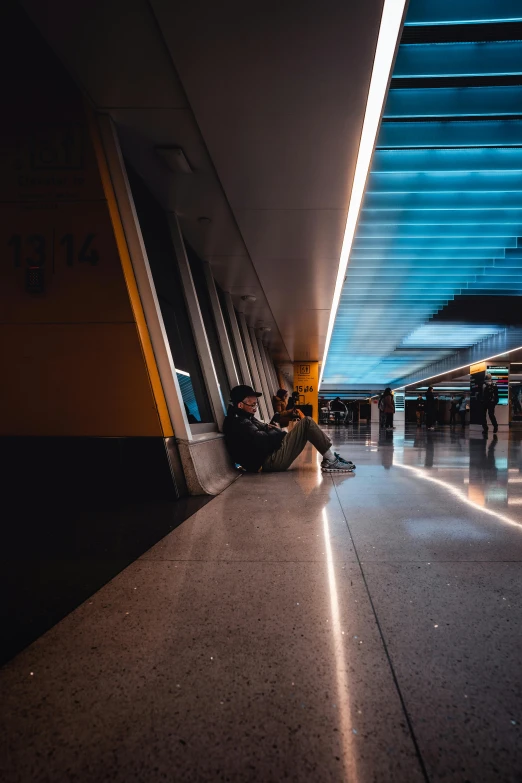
[155,146,193,174]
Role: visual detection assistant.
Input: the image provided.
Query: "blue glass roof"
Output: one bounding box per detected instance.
[323,0,522,387]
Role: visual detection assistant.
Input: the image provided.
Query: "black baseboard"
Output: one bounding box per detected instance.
[0,437,210,667]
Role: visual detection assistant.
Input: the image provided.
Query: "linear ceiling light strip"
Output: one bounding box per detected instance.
[319,0,408,386]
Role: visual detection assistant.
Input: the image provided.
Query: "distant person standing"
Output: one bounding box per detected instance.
[415,394,425,427]
[378,392,385,428]
[425,386,436,430]
[449,396,458,427]
[382,388,395,430]
[514,386,522,416]
[482,373,499,434]
[330,396,346,424]
[458,395,468,429]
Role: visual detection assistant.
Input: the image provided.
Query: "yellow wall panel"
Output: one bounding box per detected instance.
[0,29,172,437]
[0,202,134,324]
[0,323,163,437]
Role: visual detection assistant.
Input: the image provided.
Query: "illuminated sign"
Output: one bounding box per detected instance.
[470,362,487,375]
[394,391,405,411]
[293,362,319,421]
[488,365,509,406]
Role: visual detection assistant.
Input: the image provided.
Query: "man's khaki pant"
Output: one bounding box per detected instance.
[261,417,332,472]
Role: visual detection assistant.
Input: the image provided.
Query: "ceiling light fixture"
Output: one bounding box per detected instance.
[318,0,408,386]
[155,146,193,174]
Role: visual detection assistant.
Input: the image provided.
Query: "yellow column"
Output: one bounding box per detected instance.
[293,362,319,422]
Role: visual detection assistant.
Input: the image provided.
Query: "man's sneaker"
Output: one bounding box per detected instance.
[333,452,355,468]
[321,453,356,473]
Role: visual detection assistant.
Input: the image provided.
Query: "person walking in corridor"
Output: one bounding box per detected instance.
[425,386,436,430]
[381,388,395,430]
[416,394,425,427]
[458,395,468,429]
[482,374,499,434]
[449,395,458,427]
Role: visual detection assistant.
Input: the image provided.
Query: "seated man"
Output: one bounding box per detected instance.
[271,388,304,427]
[272,387,289,417]
[223,385,355,474]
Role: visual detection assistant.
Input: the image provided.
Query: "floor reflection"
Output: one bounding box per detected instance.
[324,423,522,520]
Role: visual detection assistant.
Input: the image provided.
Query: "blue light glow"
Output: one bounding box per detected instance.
[401,324,505,348]
[322,0,522,388]
[385,86,522,118]
[395,42,522,79]
[404,0,522,26]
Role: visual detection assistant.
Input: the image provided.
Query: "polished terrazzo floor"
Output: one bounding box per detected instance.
[1,425,521,782]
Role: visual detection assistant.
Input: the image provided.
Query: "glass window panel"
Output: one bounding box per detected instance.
[217,286,242,384]
[125,165,213,423]
[185,244,230,409]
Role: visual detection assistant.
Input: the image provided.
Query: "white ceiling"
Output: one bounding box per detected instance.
[21,0,383,362]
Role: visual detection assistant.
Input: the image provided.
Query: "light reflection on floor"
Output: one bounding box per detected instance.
[325,423,522,515]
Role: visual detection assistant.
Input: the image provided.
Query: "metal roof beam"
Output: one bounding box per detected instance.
[404,0,522,27]
[373,147,522,172]
[357,222,521,237]
[395,42,522,79]
[384,86,522,118]
[364,191,522,208]
[369,170,522,191]
[353,237,516,249]
[350,249,499,260]
[361,207,522,222]
[378,120,522,148]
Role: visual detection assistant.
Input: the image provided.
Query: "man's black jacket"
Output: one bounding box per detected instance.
[483,382,499,406]
[425,390,435,410]
[223,405,286,472]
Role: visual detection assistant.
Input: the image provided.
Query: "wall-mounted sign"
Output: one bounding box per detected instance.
[293,362,319,421]
[470,361,487,374]
[488,365,509,406]
[394,391,405,411]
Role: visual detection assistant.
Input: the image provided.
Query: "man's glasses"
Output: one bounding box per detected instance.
[241,401,258,408]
